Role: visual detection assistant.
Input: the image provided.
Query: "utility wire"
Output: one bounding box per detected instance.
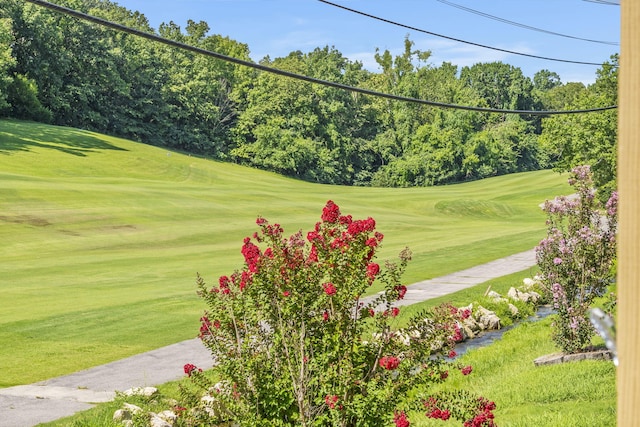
[24,0,617,115]
[318,0,610,66]
[583,0,620,5]
[435,0,618,46]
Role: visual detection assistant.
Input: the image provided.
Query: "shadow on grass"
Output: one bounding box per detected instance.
[0,120,128,157]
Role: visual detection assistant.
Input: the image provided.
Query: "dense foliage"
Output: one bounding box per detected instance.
[0,0,618,190]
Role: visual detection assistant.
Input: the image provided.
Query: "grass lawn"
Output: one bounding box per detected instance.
[416,317,615,427]
[0,119,570,386]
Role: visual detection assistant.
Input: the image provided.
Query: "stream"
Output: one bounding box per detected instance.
[452,305,555,359]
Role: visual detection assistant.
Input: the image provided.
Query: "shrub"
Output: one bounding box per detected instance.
[536,165,617,353]
[186,201,495,426]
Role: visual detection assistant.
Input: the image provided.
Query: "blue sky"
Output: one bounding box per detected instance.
[113,0,619,85]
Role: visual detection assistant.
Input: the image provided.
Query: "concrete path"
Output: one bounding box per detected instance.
[0,249,537,427]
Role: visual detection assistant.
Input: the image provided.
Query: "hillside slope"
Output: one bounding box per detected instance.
[0,119,570,385]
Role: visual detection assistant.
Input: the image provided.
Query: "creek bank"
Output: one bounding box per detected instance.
[452,305,554,359]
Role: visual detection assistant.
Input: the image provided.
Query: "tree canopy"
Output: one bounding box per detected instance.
[0,0,618,191]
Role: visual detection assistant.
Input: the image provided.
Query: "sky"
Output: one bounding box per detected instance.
[112,0,620,85]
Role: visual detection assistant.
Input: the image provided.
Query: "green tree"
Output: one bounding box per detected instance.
[460,62,535,114]
[0,17,15,113]
[232,47,374,184]
[366,37,432,160]
[6,0,129,129]
[533,69,561,92]
[542,82,587,110]
[539,55,618,199]
[6,73,52,121]
[462,116,540,179]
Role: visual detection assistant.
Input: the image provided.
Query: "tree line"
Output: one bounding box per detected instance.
[0,0,618,194]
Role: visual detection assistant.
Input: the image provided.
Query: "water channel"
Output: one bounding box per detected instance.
[452,305,555,359]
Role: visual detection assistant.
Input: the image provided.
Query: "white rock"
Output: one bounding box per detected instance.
[460,322,476,339]
[508,286,541,304]
[508,303,519,317]
[486,290,506,302]
[123,386,158,397]
[507,287,523,301]
[113,408,132,422]
[149,412,172,427]
[475,306,500,330]
[158,410,178,423]
[122,403,143,414]
[528,291,541,303]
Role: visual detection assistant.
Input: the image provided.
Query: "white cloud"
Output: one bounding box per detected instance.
[414,38,537,68]
[346,52,382,71]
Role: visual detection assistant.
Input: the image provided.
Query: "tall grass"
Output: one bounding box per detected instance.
[0,119,570,386]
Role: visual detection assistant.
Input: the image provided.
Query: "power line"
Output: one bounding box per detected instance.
[434,0,618,46]
[24,0,617,115]
[318,0,610,66]
[583,0,620,5]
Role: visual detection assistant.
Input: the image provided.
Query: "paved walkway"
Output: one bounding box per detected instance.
[0,249,537,427]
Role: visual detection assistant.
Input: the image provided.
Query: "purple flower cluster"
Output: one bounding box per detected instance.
[536,165,617,353]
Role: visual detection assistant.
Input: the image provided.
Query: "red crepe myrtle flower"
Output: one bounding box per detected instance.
[307,245,319,263]
[339,214,353,225]
[323,282,337,296]
[394,410,410,427]
[461,365,473,375]
[379,356,400,370]
[453,324,464,342]
[424,397,451,421]
[395,285,407,300]
[198,316,221,338]
[321,200,341,223]
[427,408,451,420]
[218,275,231,294]
[239,271,252,291]
[325,394,339,409]
[183,363,202,377]
[241,237,261,273]
[384,307,400,317]
[366,262,380,280]
[347,217,376,236]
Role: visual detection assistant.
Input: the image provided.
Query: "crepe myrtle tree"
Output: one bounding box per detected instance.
[536,165,617,354]
[181,201,496,426]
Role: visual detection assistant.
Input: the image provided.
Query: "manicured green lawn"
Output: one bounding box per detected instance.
[0,119,570,386]
[415,316,615,427]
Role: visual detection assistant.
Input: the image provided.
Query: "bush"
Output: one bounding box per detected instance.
[185,201,496,426]
[536,166,617,353]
